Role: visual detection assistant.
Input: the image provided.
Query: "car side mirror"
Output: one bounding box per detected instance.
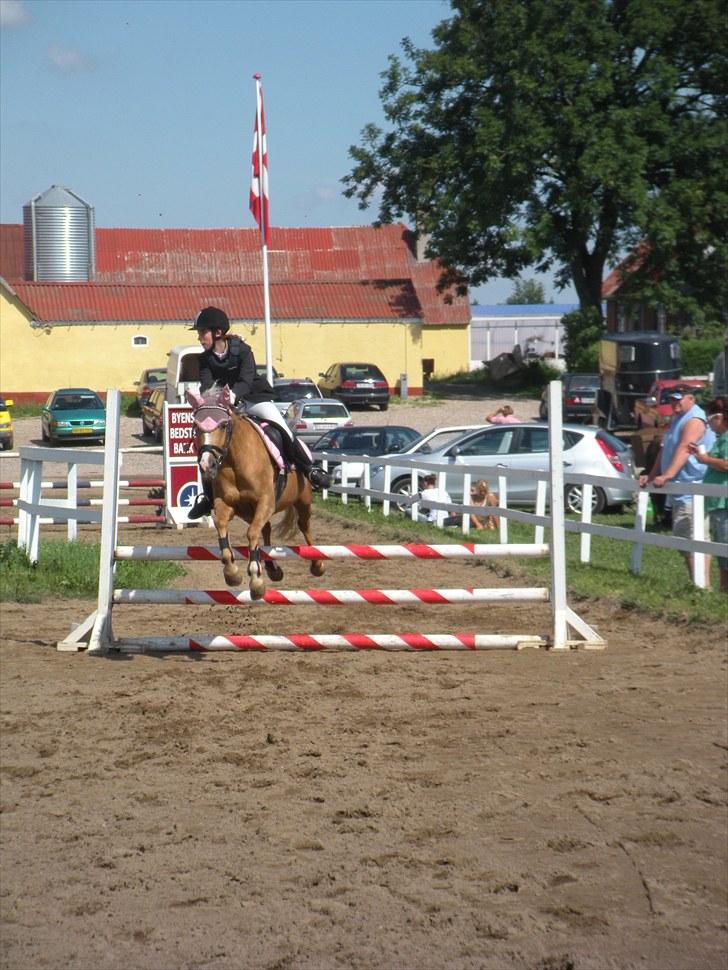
[450,446,461,457]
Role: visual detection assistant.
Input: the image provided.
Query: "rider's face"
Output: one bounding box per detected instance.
[197,329,214,351]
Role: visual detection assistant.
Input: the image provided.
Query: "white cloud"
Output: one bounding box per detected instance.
[48,44,94,73]
[0,0,30,27]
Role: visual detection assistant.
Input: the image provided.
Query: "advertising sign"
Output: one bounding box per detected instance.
[163,403,204,527]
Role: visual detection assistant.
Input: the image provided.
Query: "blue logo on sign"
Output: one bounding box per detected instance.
[178,482,198,508]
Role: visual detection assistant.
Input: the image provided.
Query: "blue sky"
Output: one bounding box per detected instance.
[0,0,575,304]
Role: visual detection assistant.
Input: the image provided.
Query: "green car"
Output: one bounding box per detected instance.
[41,388,106,446]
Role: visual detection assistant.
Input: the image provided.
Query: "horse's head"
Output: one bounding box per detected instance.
[186,386,235,479]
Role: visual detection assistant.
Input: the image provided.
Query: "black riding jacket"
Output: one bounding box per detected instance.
[198,335,273,404]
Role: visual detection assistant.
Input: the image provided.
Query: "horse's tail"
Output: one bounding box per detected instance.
[273,506,299,541]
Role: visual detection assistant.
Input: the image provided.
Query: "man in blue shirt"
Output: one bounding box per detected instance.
[639,385,716,583]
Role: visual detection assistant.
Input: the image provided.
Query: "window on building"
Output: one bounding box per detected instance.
[132,335,149,347]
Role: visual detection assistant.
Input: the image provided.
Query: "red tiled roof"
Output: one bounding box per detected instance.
[8,280,423,325]
[0,223,469,325]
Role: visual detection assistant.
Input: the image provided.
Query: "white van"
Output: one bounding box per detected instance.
[165,345,203,403]
[165,344,282,403]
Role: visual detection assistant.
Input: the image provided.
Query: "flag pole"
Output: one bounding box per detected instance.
[252,73,273,386]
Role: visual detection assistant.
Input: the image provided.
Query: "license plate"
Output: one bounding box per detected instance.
[356,382,371,389]
[72,427,93,434]
[314,423,336,430]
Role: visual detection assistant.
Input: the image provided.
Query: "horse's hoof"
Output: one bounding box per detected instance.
[310,561,325,578]
[223,567,244,587]
[249,576,265,600]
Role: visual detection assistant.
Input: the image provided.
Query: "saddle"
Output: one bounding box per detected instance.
[241,414,294,501]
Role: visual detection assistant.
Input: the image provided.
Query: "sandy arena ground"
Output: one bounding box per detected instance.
[1,404,727,970]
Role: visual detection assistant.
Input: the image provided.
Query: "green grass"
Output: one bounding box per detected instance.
[313,497,728,627]
[0,540,184,603]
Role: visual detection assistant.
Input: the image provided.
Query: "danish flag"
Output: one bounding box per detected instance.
[249,75,270,246]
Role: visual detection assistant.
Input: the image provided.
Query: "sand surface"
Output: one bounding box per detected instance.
[2,503,727,970]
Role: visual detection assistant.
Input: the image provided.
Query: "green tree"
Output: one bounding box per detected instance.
[504,278,547,305]
[344,0,727,325]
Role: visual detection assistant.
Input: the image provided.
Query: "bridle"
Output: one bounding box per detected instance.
[193,406,235,479]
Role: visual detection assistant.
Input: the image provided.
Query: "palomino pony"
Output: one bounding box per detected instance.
[186,386,325,599]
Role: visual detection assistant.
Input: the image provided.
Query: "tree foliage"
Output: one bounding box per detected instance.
[344,0,727,324]
[504,278,547,304]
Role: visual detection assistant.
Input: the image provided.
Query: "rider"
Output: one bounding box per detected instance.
[187,306,330,519]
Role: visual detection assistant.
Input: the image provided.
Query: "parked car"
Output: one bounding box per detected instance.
[313,425,420,484]
[284,398,353,443]
[0,396,14,451]
[256,363,281,380]
[271,378,323,415]
[539,373,600,423]
[369,422,636,515]
[134,367,166,406]
[41,388,106,446]
[318,362,390,410]
[633,378,707,430]
[140,387,165,441]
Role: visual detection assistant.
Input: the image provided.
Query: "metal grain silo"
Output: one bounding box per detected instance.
[23,185,95,281]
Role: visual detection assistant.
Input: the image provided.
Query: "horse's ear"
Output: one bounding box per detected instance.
[185,389,204,410]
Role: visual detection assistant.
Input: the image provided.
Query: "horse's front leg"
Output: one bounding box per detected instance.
[247,498,276,600]
[214,499,244,587]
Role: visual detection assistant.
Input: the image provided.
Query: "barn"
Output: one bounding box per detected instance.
[0,186,471,401]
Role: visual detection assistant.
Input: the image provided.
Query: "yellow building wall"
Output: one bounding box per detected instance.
[0,289,470,398]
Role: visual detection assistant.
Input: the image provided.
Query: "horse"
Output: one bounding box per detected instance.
[185,386,325,599]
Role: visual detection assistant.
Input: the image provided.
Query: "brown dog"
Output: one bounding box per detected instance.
[469,479,498,530]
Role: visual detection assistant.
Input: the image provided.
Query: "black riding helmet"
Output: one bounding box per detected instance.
[190,306,230,335]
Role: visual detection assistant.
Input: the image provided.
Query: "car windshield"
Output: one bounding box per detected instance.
[53,394,104,410]
[275,383,318,402]
[341,365,384,381]
[146,370,166,382]
[301,403,349,418]
[566,376,599,393]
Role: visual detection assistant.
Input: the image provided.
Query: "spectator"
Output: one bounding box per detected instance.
[486,404,520,424]
[469,479,498,530]
[639,385,716,583]
[417,473,456,525]
[689,397,728,593]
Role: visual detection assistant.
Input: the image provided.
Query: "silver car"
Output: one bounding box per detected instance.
[284,398,353,443]
[370,423,637,514]
[271,378,322,416]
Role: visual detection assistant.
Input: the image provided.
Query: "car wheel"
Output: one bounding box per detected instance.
[564,484,606,515]
[154,424,162,443]
[539,401,547,421]
[379,400,389,411]
[391,476,420,513]
[42,425,48,442]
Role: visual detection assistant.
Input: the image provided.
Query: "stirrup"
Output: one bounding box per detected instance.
[187,493,212,520]
[309,467,331,492]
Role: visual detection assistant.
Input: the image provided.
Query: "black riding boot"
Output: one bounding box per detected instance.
[187,479,214,519]
[290,435,331,491]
